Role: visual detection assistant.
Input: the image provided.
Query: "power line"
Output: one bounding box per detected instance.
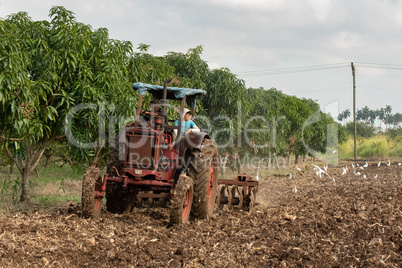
[355,62,402,71]
[235,62,402,77]
[235,63,350,77]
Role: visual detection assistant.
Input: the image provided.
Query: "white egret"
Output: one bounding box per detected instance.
[377,161,381,167]
[341,167,347,175]
[363,161,368,168]
[373,174,378,180]
[311,164,332,180]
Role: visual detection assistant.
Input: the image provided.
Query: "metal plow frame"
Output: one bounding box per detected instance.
[216,174,258,212]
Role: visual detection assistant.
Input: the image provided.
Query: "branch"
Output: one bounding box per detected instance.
[29,138,54,173]
[0,135,24,141]
[4,143,23,173]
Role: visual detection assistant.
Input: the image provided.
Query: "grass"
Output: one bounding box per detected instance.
[0,163,86,214]
[339,134,402,159]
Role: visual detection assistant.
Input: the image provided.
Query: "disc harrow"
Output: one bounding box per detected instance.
[216,174,258,212]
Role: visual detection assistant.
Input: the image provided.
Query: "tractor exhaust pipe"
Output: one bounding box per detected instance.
[161,78,172,118]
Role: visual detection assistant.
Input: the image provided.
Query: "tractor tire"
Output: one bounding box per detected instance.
[187,138,219,219]
[82,166,103,218]
[170,174,193,225]
[107,134,125,176]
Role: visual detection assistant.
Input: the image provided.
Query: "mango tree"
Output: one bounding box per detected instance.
[0,7,136,202]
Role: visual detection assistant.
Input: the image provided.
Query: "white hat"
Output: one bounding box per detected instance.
[182,108,191,119]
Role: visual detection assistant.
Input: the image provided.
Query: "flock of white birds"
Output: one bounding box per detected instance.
[290,160,401,194]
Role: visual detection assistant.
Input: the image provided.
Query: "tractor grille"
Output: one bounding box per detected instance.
[126,132,155,169]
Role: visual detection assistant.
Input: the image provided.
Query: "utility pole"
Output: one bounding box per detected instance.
[351,62,357,160]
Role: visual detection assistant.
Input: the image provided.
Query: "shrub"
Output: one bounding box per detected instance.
[357,139,387,158]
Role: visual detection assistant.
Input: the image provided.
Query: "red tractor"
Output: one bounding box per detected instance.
[82,79,219,224]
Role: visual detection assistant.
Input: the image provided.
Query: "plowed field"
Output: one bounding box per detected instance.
[0,161,401,267]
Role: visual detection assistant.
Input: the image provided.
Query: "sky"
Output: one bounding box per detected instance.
[1,0,402,118]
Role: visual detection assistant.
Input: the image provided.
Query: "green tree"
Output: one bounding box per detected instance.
[130,44,176,85]
[346,121,376,137]
[164,45,209,89]
[384,104,392,129]
[201,68,248,154]
[0,7,136,202]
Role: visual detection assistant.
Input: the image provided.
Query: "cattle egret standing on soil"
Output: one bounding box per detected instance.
[341,168,347,175]
[374,174,378,180]
[363,161,368,168]
[296,165,301,172]
[387,160,391,166]
[378,161,381,167]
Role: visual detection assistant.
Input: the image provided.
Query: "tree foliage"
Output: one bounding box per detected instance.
[0,7,137,202]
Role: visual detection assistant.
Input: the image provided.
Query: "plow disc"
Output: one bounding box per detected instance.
[215,174,258,212]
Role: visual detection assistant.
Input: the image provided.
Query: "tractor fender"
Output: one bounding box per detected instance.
[178,132,209,160]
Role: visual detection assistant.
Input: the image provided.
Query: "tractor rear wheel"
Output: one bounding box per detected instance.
[82,166,103,218]
[187,138,218,219]
[170,174,193,225]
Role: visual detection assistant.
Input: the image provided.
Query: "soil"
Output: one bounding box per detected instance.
[0,161,401,267]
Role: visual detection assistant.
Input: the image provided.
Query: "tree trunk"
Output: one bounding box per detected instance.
[9,162,14,175]
[255,158,261,174]
[45,154,51,168]
[220,155,228,176]
[20,167,30,203]
[274,154,279,169]
[295,154,299,164]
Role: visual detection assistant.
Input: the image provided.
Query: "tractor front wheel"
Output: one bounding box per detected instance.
[170,174,194,225]
[82,166,103,218]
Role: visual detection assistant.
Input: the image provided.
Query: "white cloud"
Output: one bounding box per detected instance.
[308,0,332,21]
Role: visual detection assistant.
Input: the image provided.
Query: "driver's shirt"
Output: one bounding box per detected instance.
[174,119,197,136]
